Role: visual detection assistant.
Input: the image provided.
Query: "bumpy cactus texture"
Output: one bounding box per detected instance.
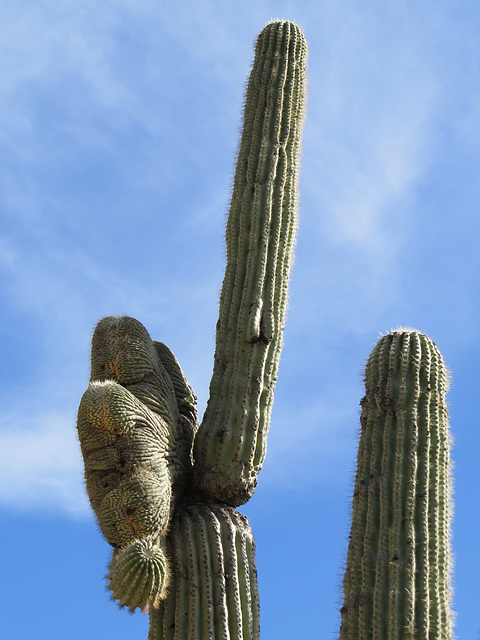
[339,330,453,639]
[77,316,197,610]
[77,19,307,639]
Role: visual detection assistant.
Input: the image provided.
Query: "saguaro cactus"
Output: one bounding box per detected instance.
[339,330,454,639]
[77,20,307,640]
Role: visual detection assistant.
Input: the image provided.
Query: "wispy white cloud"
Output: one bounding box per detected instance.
[263,397,359,489]
[303,11,442,250]
[285,5,466,338]
[0,413,88,516]
[0,0,252,166]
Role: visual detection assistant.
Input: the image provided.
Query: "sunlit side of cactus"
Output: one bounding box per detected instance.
[339,330,454,639]
[192,19,308,507]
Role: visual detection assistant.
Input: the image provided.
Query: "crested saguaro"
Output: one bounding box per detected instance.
[77,20,457,640]
[77,20,308,640]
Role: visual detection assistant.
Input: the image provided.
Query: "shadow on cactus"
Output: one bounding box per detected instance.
[77,20,307,639]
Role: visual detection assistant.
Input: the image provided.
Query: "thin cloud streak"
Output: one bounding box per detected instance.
[0,414,88,516]
[304,13,442,249]
[262,399,359,488]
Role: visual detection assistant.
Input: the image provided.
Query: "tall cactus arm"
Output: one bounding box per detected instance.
[339,330,454,639]
[192,20,308,507]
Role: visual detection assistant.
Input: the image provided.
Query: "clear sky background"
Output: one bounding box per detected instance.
[1,1,479,638]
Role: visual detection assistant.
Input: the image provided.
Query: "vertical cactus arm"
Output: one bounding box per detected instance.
[149,504,259,640]
[193,20,308,506]
[339,330,454,639]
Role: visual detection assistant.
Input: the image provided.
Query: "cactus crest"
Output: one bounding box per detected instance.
[339,329,454,639]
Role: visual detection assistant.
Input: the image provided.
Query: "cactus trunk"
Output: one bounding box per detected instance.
[149,504,259,640]
[339,330,454,639]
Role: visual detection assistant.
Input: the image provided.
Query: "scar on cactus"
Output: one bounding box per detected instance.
[77,20,307,639]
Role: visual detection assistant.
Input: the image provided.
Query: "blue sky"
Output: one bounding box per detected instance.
[1,1,479,638]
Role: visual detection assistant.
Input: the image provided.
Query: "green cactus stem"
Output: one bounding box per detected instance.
[109,536,170,611]
[339,330,454,639]
[192,19,308,507]
[149,504,259,640]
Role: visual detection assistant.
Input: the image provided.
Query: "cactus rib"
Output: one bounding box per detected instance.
[149,504,259,640]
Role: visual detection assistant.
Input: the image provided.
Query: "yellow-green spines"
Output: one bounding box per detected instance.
[193,20,308,506]
[339,330,453,639]
[149,504,259,640]
[77,380,173,547]
[109,537,170,611]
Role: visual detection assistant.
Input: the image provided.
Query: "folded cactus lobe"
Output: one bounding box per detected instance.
[339,330,454,639]
[192,20,308,506]
[77,316,198,610]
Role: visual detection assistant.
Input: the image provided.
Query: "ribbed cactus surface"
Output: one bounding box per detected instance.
[76,19,307,640]
[339,330,453,639]
[193,19,307,507]
[149,504,259,640]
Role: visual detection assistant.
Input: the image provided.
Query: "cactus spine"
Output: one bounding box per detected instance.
[77,19,307,639]
[339,330,453,639]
